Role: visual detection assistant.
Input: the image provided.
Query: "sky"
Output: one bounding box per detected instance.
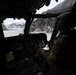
[4,0,65,24]
[36,0,65,14]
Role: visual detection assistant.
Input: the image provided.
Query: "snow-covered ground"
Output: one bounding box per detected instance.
[3,30,52,41]
[3,30,24,37]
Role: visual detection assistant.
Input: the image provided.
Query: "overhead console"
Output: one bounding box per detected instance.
[0,0,51,18]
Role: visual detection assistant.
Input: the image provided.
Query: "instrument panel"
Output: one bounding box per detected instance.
[0,34,47,75]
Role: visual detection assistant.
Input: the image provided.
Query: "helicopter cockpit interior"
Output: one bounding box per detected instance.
[0,0,76,75]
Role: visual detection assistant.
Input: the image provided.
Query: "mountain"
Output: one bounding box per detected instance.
[4,18,56,33]
[8,22,25,29]
[30,18,56,32]
[43,0,75,14]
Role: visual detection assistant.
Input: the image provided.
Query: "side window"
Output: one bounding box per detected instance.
[2,18,26,37]
[29,17,56,41]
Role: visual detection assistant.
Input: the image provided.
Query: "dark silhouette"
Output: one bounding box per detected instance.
[38,2,76,75]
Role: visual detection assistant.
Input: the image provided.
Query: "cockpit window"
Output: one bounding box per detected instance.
[29,18,56,41]
[36,0,65,14]
[2,18,26,37]
[32,0,75,41]
[36,0,75,14]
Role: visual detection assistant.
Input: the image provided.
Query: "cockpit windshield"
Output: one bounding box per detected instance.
[1,0,75,41]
